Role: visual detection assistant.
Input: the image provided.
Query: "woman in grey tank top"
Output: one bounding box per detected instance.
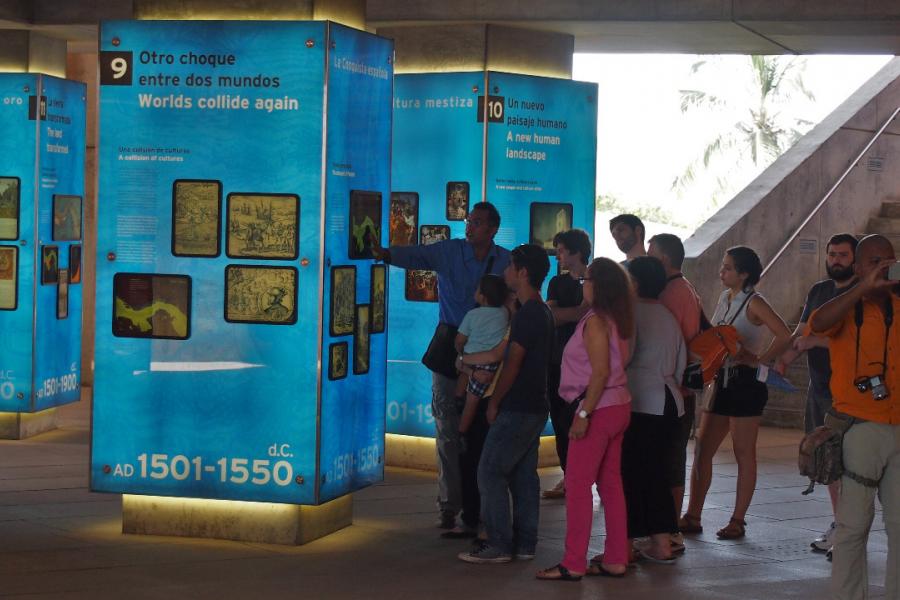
[680,246,792,540]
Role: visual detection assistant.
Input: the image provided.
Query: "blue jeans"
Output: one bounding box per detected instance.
[477,409,547,555]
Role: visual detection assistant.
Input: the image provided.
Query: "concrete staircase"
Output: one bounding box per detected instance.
[866,199,900,249]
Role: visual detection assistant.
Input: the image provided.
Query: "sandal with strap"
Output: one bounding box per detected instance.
[536,564,583,582]
[678,513,703,534]
[716,518,746,540]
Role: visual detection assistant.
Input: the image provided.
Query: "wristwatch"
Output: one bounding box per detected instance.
[577,409,590,419]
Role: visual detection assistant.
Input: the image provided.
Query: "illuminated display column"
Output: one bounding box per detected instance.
[92,21,391,544]
[0,73,86,439]
[385,69,597,468]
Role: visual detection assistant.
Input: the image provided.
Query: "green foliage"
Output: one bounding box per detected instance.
[596,194,690,228]
[672,55,815,209]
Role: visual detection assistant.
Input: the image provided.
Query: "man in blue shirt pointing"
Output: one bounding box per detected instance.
[372,201,510,529]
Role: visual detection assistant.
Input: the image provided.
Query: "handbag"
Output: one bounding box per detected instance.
[798,411,880,487]
[699,378,719,411]
[682,308,714,389]
[422,322,460,379]
[422,254,496,379]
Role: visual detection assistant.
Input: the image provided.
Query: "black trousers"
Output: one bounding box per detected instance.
[547,362,577,471]
[459,396,490,529]
[622,389,680,538]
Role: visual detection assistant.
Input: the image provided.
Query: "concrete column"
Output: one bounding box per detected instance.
[376,23,574,78]
[132,0,366,29]
[0,31,66,76]
[123,494,353,545]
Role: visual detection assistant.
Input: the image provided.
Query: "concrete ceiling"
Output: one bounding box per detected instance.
[2,0,899,55]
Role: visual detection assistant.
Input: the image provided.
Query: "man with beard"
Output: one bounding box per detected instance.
[609,214,647,266]
[809,234,900,600]
[775,232,858,555]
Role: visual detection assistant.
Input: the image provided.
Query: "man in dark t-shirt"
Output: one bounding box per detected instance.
[776,232,857,556]
[458,244,553,564]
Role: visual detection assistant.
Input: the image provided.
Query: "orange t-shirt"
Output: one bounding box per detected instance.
[659,275,703,344]
[809,295,900,424]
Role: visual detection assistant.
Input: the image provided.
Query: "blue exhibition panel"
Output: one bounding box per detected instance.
[92,21,391,505]
[0,74,85,413]
[387,73,484,437]
[318,24,392,502]
[387,71,597,437]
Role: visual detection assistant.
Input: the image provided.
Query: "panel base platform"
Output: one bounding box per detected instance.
[385,434,560,471]
[0,408,59,440]
[122,494,353,545]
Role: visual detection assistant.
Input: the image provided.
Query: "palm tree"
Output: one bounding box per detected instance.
[673,56,814,209]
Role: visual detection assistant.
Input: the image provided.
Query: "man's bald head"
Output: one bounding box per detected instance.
[855,234,897,297]
[856,234,894,259]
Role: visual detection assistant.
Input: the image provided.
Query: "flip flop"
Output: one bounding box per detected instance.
[637,549,677,565]
[586,564,626,578]
[535,564,583,582]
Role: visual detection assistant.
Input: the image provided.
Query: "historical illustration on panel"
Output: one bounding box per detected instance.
[405,224,448,302]
[0,246,17,310]
[69,245,82,284]
[0,177,19,240]
[225,265,297,325]
[389,192,418,247]
[349,190,382,260]
[113,273,191,339]
[227,193,298,259]
[329,342,348,380]
[354,304,370,375]
[52,195,82,241]
[41,246,59,285]
[371,264,386,333]
[172,180,221,257]
[446,181,469,221]
[405,269,438,302]
[420,224,450,246]
[330,266,356,337]
[530,203,573,255]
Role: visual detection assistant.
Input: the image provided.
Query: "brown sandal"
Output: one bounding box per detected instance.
[716,518,746,540]
[678,513,703,534]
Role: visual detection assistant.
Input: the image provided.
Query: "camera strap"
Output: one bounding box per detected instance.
[853,299,894,377]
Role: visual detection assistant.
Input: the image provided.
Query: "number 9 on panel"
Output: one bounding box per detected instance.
[100,51,133,86]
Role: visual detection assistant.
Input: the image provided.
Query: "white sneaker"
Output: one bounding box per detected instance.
[811,522,835,552]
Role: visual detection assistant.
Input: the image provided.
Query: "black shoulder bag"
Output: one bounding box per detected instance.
[422,253,496,379]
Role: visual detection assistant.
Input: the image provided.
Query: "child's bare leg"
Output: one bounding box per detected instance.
[459,387,480,434]
[455,373,468,399]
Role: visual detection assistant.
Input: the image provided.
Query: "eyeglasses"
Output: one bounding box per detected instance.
[578,276,592,283]
[464,218,486,227]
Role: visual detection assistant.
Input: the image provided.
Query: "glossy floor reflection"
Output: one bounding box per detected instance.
[0,394,887,599]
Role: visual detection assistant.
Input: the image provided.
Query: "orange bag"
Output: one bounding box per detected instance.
[687,325,740,385]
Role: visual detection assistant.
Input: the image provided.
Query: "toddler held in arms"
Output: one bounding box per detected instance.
[454,274,510,432]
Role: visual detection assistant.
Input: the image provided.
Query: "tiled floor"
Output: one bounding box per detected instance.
[0,396,888,599]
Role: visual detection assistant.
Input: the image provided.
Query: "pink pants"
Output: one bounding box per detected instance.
[561,402,631,572]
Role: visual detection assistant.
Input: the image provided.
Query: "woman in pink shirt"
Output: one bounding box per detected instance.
[536,258,635,581]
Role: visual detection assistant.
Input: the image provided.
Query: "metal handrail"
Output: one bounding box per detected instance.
[760,105,900,279]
